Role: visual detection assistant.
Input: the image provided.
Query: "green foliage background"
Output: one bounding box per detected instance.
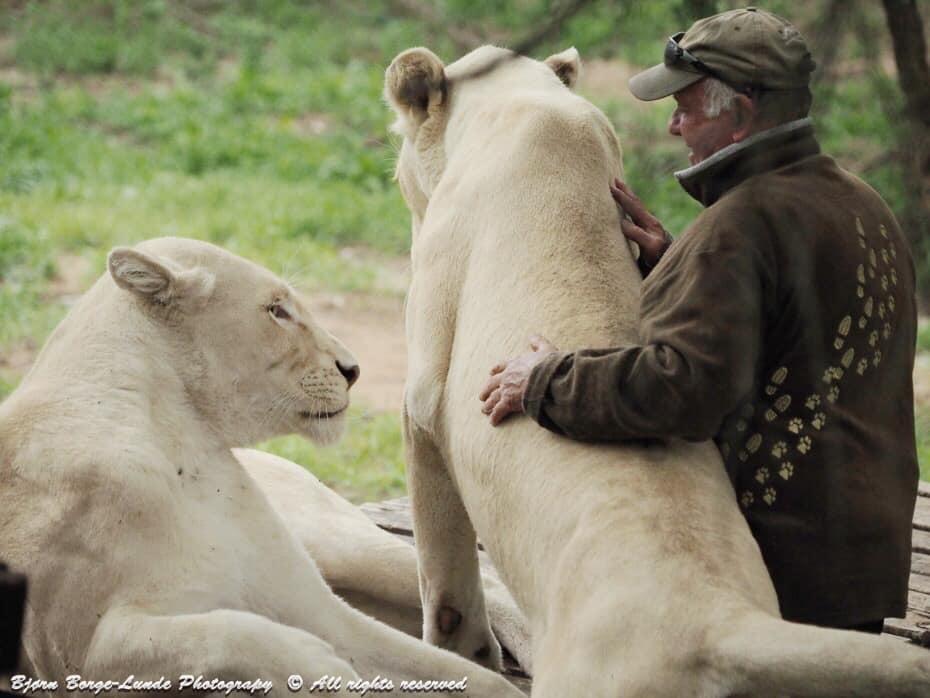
[1,0,927,497]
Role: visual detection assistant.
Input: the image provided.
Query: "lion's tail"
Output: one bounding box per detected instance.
[717,613,930,696]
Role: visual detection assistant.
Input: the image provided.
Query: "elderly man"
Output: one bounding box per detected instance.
[479,7,919,632]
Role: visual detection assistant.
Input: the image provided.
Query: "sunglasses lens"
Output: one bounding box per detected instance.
[665,33,689,67]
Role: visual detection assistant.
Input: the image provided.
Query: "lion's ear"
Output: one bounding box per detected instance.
[385,47,446,132]
[108,247,214,306]
[545,47,581,89]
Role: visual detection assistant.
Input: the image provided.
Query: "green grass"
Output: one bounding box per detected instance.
[916,406,930,482]
[1,0,927,490]
[0,1,429,500]
[260,408,407,503]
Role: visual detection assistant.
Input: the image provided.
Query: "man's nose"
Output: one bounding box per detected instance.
[668,113,681,136]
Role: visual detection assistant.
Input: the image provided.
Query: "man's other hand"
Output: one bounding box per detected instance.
[610,178,672,269]
[479,335,558,426]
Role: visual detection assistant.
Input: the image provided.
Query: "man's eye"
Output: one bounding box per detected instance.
[269,304,292,321]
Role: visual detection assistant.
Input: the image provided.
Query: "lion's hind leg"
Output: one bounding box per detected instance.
[712,612,930,697]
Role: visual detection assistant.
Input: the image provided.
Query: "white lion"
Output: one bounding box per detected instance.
[385,45,930,696]
[0,237,524,696]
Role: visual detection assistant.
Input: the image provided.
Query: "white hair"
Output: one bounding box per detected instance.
[703,78,738,118]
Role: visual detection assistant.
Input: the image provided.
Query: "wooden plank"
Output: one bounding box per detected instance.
[884,613,930,646]
[360,498,489,550]
[360,498,413,535]
[912,552,930,577]
[914,528,930,556]
[910,571,930,596]
[914,494,930,531]
[919,481,930,497]
[908,589,930,614]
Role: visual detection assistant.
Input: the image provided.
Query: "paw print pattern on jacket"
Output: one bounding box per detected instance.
[834,315,851,349]
[739,215,902,511]
[857,217,868,248]
[841,348,855,369]
[810,412,826,430]
[764,365,787,396]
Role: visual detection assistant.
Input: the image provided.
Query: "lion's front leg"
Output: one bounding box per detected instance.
[85,606,358,696]
[403,406,502,672]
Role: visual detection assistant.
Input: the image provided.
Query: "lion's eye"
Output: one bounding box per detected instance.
[269,304,292,321]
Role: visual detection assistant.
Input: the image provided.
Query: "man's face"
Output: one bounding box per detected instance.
[668,79,739,166]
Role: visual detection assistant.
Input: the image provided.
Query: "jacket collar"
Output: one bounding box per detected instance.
[674,118,820,207]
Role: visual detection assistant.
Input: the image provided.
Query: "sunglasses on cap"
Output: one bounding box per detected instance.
[665,32,753,95]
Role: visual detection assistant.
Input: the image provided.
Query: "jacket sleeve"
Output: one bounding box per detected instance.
[523,237,771,442]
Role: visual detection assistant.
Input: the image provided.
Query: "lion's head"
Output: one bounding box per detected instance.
[384,45,582,227]
[106,237,359,447]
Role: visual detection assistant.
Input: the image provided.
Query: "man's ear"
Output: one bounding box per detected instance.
[384,47,446,133]
[731,93,758,143]
[545,47,581,89]
[108,247,214,306]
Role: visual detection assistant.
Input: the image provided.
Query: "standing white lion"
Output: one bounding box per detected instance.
[0,237,524,696]
[385,44,930,696]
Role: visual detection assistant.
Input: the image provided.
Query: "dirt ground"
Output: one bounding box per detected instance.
[309,292,407,412]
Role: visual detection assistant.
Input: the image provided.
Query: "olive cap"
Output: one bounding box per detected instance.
[629,7,816,101]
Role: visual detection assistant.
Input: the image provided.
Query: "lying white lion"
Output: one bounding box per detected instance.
[237,449,532,673]
[0,237,524,696]
[385,45,930,696]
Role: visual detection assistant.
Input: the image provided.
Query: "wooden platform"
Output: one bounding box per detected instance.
[360,480,930,657]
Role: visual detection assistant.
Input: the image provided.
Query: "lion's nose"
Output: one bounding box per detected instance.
[336,360,360,388]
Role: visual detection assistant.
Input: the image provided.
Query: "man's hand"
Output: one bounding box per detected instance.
[610,178,672,269]
[479,335,558,426]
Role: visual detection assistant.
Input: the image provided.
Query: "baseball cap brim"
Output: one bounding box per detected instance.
[628,62,705,101]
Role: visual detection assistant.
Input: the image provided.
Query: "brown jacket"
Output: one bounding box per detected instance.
[524,119,919,627]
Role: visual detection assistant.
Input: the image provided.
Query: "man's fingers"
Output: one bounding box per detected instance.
[482,387,502,415]
[478,373,502,401]
[611,187,649,225]
[620,217,650,246]
[612,178,630,194]
[489,393,520,426]
[490,362,506,375]
[612,182,665,232]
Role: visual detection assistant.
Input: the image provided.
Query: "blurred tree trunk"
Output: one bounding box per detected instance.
[810,0,852,85]
[675,0,719,23]
[880,0,930,302]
